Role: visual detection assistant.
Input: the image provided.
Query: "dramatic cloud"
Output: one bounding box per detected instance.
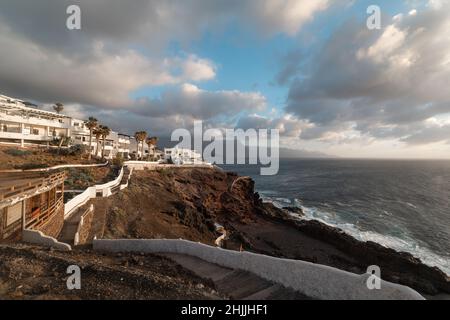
[133,84,266,119]
[0,0,330,50]
[284,3,450,145]
[0,30,216,108]
[236,113,306,138]
[0,0,328,135]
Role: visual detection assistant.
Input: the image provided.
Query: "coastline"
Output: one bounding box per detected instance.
[92,166,449,297]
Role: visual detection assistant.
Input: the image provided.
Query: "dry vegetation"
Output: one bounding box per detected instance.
[0,146,101,170]
[0,244,220,300]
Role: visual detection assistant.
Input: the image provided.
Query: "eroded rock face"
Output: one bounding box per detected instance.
[101,167,449,296]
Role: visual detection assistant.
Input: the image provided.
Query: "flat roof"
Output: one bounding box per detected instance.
[0,102,71,120]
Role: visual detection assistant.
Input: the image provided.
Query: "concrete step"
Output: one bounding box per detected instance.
[215,270,273,300]
[162,253,310,300]
[163,253,234,282]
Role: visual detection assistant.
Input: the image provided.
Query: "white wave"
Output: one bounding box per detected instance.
[262,195,293,209]
[405,202,418,209]
[260,194,450,276]
[296,204,450,276]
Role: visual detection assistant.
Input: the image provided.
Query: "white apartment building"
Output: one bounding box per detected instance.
[0,94,131,159]
[164,147,203,165]
[70,119,124,159]
[117,134,131,159]
[0,95,71,147]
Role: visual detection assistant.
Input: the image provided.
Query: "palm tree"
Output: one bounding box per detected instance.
[53,103,64,114]
[146,136,158,160]
[93,127,103,158]
[134,132,141,158]
[100,126,111,159]
[56,133,70,155]
[134,131,147,159]
[84,117,98,160]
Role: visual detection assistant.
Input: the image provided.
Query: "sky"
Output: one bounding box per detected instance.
[0,0,450,158]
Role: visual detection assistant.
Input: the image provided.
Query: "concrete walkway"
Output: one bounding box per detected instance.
[58,204,90,246]
[163,253,310,300]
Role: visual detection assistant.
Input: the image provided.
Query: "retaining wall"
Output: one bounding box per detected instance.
[64,167,124,218]
[23,229,72,251]
[93,239,425,300]
[74,204,94,246]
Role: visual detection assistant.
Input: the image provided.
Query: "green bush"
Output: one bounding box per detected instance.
[4,149,33,157]
[15,163,48,170]
[65,168,95,189]
[112,154,124,167]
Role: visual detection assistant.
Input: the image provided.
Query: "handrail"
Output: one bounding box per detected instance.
[26,196,64,229]
[0,161,109,173]
[0,171,66,201]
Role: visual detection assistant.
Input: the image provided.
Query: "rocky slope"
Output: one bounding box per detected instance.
[95,167,449,296]
[0,244,220,300]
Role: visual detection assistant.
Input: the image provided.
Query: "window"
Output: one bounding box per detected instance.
[6,202,22,227]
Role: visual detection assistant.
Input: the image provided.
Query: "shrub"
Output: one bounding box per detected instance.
[112,154,124,167]
[15,163,48,170]
[4,149,33,157]
[67,144,89,156]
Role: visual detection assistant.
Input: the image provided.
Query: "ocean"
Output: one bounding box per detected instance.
[221,159,450,275]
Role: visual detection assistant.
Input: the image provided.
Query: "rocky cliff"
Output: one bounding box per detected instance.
[95,167,449,296]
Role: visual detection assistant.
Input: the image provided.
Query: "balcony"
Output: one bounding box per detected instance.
[0,112,69,129]
[0,130,51,142]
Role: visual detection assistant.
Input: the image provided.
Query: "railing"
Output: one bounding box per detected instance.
[0,161,109,173]
[0,171,66,201]
[26,196,64,230]
[64,167,125,218]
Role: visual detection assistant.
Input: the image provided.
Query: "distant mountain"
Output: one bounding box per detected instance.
[157,136,334,159]
[279,147,332,159]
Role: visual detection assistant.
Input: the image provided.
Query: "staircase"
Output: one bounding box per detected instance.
[163,253,310,300]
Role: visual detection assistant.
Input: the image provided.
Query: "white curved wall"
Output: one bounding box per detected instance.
[93,239,424,300]
[64,167,124,218]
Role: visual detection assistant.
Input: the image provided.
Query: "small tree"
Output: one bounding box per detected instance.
[100,126,111,159]
[84,117,98,160]
[53,103,64,114]
[146,136,158,160]
[93,127,103,158]
[134,131,147,159]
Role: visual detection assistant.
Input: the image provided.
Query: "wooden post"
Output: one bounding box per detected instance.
[21,200,25,230]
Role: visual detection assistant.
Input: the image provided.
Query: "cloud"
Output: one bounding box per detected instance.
[0,21,216,108]
[133,83,267,119]
[0,0,328,134]
[236,113,307,138]
[0,0,330,51]
[283,3,450,145]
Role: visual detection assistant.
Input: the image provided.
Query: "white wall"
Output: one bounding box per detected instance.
[93,239,425,300]
[23,229,72,251]
[64,167,124,218]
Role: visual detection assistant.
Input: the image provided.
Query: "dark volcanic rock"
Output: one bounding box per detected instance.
[291,219,450,294]
[100,167,449,296]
